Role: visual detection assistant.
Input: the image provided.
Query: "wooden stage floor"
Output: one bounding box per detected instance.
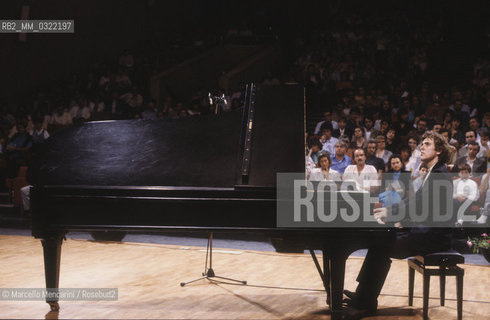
[0,234,488,319]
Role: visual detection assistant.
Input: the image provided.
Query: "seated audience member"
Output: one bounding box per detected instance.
[319,123,338,155]
[432,121,443,133]
[399,145,417,173]
[375,134,393,166]
[379,154,410,207]
[439,128,457,168]
[453,141,487,175]
[378,119,390,135]
[363,115,380,141]
[141,101,158,120]
[468,116,482,142]
[69,97,91,123]
[333,116,352,139]
[385,127,398,153]
[29,117,50,155]
[50,106,72,129]
[393,107,411,142]
[480,128,490,159]
[5,122,32,178]
[449,117,465,148]
[306,137,323,175]
[412,163,429,192]
[453,163,479,225]
[450,99,470,124]
[350,126,367,149]
[365,140,385,173]
[483,111,490,130]
[409,117,428,142]
[330,140,352,175]
[314,111,338,135]
[407,135,421,175]
[343,148,380,193]
[459,129,487,158]
[477,167,490,224]
[309,152,341,181]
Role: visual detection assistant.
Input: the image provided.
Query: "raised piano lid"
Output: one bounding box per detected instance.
[35,84,305,189]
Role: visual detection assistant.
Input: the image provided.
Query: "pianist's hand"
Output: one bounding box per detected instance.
[373,207,387,224]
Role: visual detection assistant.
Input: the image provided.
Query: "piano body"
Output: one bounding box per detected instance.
[31,84,389,319]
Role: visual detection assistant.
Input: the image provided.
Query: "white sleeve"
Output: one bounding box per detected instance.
[309,169,322,181]
[330,170,341,181]
[453,180,458,198]
[368,166,381,186]
[342,166,353,181]
[468,180,479,202]
[306,156,316,175]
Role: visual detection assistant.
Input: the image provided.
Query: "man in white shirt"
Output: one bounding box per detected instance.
[343,148,380,193]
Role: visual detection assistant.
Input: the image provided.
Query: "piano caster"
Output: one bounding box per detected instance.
[48,301,60,311]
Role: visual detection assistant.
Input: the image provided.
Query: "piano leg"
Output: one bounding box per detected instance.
[327,250,348,320]
[323,251,331,306]
[41,234,64,311]
[308,250,331,306]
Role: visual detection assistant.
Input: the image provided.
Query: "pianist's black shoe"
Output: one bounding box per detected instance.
[343,289,357,301]
[343,305,376,320]
[342,290,377,319]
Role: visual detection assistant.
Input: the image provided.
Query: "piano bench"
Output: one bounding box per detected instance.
[407,250,465,320]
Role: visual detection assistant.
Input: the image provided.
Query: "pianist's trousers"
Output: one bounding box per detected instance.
[354,230,449,308]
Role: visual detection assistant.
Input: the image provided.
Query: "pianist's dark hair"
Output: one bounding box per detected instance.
[421,131,451,164]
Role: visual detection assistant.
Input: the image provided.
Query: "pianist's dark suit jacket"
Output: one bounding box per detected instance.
[386,161,453,253]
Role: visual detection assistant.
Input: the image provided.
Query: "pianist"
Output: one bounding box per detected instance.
[343,131,453,319]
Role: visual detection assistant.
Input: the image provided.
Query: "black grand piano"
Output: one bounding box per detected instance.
[31,84,390,319]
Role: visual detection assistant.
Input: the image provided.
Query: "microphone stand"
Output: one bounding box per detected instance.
[180,232,247,287]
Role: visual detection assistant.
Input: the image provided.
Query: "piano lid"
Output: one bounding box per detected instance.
[36,84,305,188]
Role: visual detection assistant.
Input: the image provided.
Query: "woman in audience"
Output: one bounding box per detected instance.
[375,134,393,166]
[407,135,421,174]
[350,126,367,150]
[309,152,341,181]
